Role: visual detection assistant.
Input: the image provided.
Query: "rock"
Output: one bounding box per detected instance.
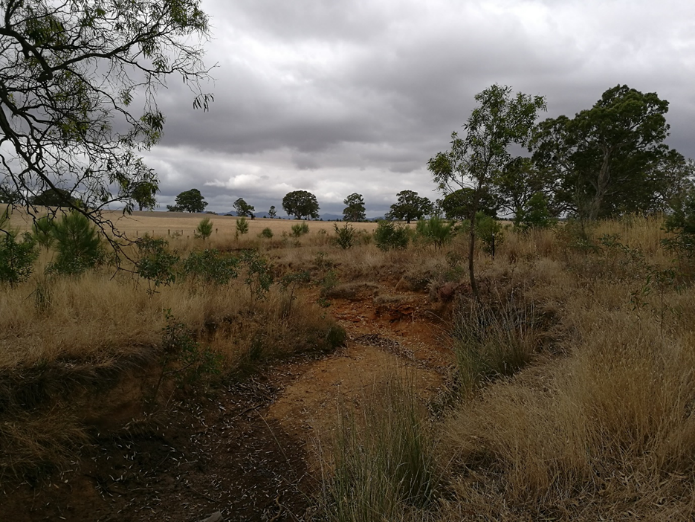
[200,511,223,522]
[437,282,458,302]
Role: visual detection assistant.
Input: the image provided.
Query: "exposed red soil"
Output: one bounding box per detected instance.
[0,285,453,521]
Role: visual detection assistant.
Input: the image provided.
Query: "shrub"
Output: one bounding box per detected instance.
[0,230,38,285]
[32,216,55,250]
[415,216,453,249]
[259,227,273,239]
[240,250,273,300]
[290,221,309,237]
[334,223,356,249]
[236,217,249,237]
[48,211,103,274]
[374,220,409,251]
[182,249,239,285]
[663,189,695,272]
[136,235,179,290]
[515,192,556,230]
[195,217,213,240]
[476,213,503,255]
[153,310,222,399]
[458,212,504,256]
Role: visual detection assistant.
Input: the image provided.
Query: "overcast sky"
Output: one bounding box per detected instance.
[145,0,695,217]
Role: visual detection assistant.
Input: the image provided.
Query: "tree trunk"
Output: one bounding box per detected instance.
[468,207,480,303]
[588,148,612,221]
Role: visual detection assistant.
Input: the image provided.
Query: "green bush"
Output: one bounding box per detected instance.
[290,221,310,237]
[153,310,222,399]
[241,250,273,300]
[663,189,695,267]
[334,223,356,249]
[515,192,555,230]
[236,217,249,237]
[415,216,453,249]
[136,235,179,289]
[259,227,273,239]
[0,230,38,285]
[374,220,409,251]
[32,216,55,250]
[458,212,504,255]
[182,249,239,285]
[195,217,213,240]
[49,211,103,274]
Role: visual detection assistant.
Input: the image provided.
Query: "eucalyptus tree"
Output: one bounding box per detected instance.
[0,0,213,242]
[532,85,684,220]
[428,85,546,301]
[342,193,366,222]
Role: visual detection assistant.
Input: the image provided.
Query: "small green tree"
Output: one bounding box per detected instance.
[290,222,310,237]
[259,227,274,238]
[334,223,356,249]
[416,216,454,249]
[268,205,277,218]
[663,188,695,265]
[515,192,555,230]
[428,84,546,301]
[49,211,104,274]
[136,236,179,290]
[195,217,213,240]
[0,210,38,285]
[374,220,410,251]
[32,216,55,250]
[236,217,249,239]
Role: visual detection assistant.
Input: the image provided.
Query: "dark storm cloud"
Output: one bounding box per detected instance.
[144,0,695,214]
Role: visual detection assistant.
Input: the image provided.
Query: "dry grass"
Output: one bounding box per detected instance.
[4,208,695,520]
[434,217,695,520]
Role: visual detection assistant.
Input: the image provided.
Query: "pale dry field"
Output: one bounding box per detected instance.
[3,206,380,241]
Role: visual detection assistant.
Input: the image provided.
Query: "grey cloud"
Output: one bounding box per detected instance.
[138,0,695,215]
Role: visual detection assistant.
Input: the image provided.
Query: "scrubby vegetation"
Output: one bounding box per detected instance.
[2,208,695,520]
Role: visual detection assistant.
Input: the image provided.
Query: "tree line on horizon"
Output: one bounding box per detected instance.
[109,83,694,228]
[2,84,694,233]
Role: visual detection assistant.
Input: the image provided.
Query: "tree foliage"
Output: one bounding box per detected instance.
[343,193,366,222]
[0,0,212,237]
[268,205,277,219]
[233,198,255,218]
[387,190,432,224]
[282,190,320,220]
[532,85,685,220]
[195,217,213,240]
[132,181,158,211]
[0,209,37,284]
[168,189,207,213]
[428,84,546,300]
[441,188,498,221]
[29,188,80,207]
[49,211,103,274]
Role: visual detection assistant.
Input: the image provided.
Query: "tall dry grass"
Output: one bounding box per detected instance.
[320,371,439,522]
[435,217,695,520]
